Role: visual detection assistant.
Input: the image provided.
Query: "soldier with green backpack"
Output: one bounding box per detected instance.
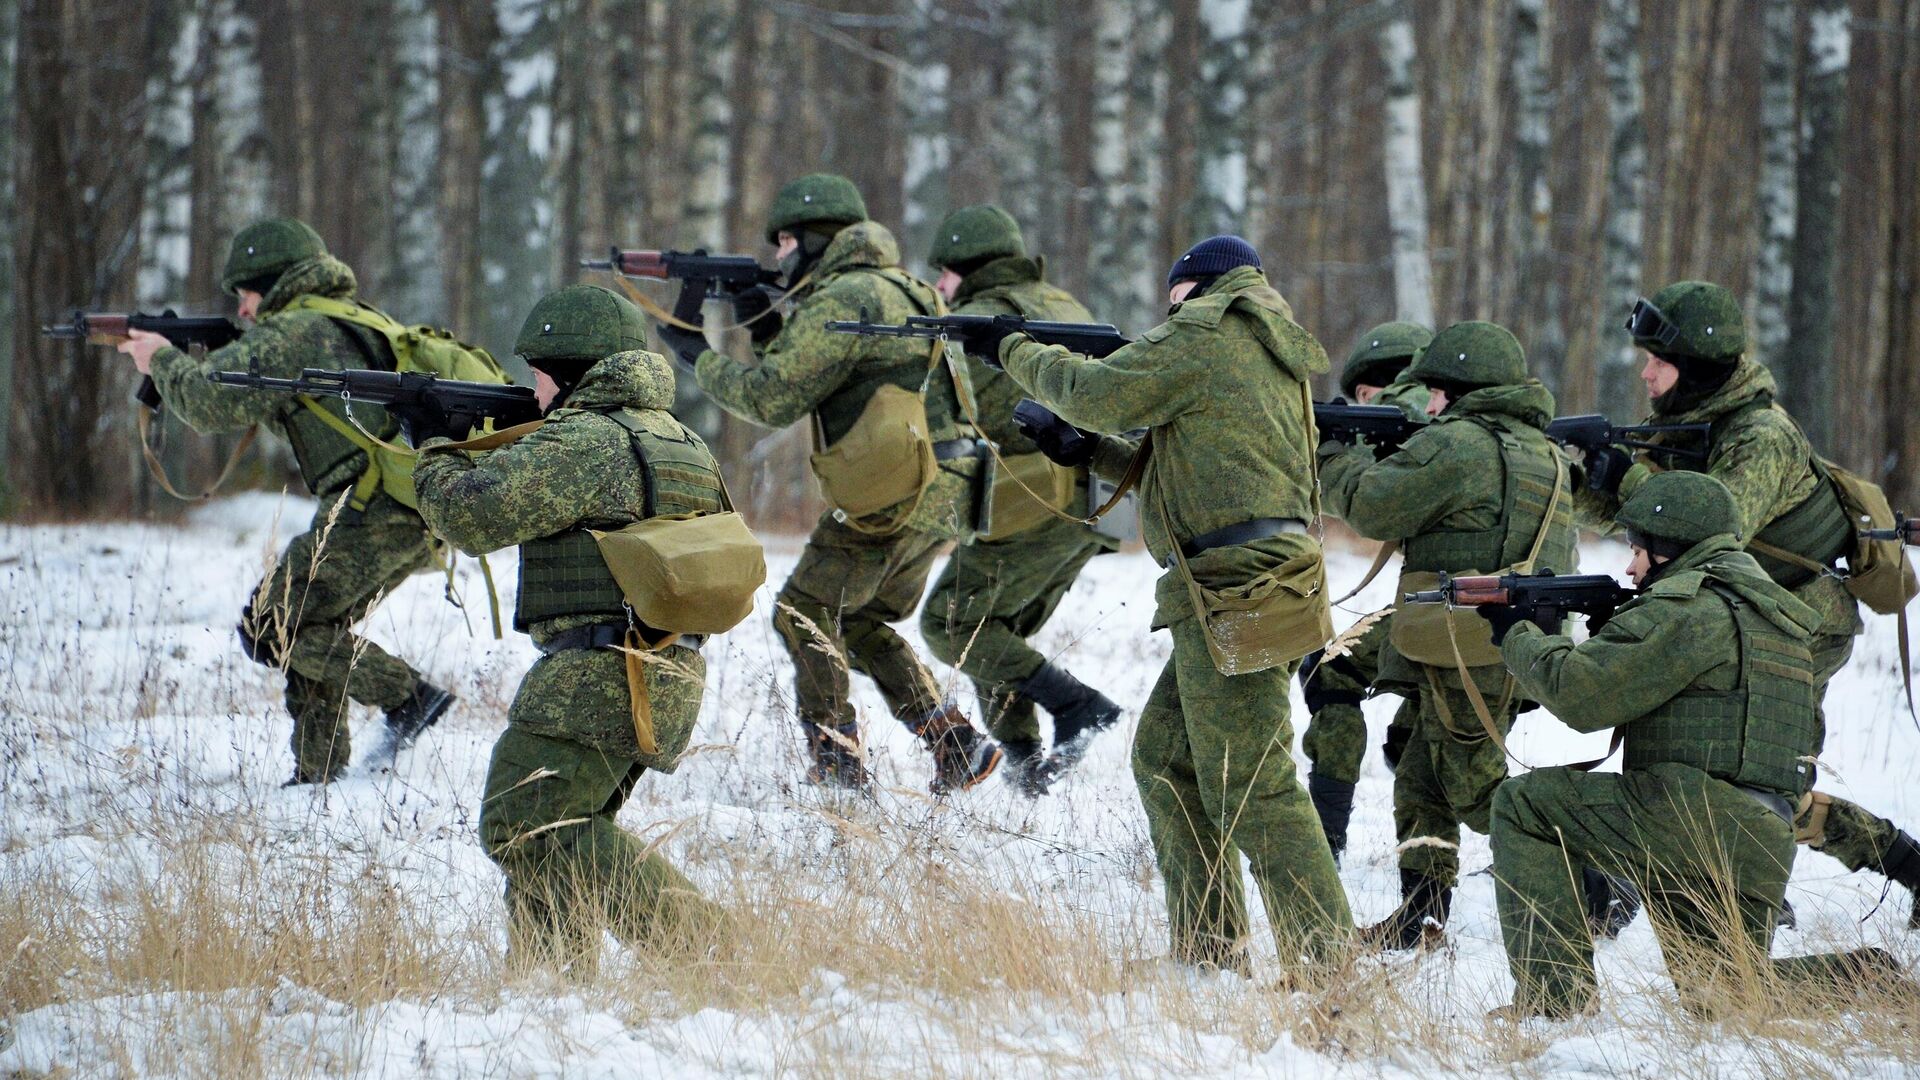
[914,206,1125,795]
[118,217,476,784]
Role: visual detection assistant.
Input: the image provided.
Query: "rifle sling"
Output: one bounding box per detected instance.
[136,405,257,502]
[611,268,814,334]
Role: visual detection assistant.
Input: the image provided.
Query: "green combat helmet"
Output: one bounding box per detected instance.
[1406,320,1527,390]
[1616,470,1743,549]
[515,284,650,369]
[929,205,1025,270]
[1341,321,1433,398]
[765,173,868,243]
[1627,280,1745,362]
[220,218,327,295]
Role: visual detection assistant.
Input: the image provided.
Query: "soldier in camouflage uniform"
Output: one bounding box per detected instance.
[117,218,450,785]
[1297,321,1432,858]
[1319,321,1578,950]
[1578,281,1920,930]
[1486,471,1908,1020]
[914,206,1124,795]
[654,174,1001,794]
[412,286,730,973]
[977,235,1351,972]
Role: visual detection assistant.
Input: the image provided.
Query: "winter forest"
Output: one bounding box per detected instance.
[6,0,1920,527]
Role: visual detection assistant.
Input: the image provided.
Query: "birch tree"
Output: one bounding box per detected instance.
[0,0,15,500]
[1782,0,1850,449]
[1194,0,1250,234]
[434,0,498,338]
[899,0,949,277]
[1377,8,1434,329]
[1751,0,1797,367]
[1509,0,1563,390]
[997,1,1055,243]
[1086,0,1135,324]
[1597,0,1646,418]
[683,0,734,251]
[1121,0,1171,330]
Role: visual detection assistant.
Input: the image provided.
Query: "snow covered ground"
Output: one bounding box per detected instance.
[2,492,1915,1078]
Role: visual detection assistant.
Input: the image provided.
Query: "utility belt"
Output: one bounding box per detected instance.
[932,437,987,462]
[1160,517,1309,569]
[1735,783,1795,827]
[536,619,703,656]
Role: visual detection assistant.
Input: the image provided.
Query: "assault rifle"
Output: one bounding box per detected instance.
[1863,515,1918,544]
[209,367,542,439]
[1313,400,1423,451]
[1405,571,1634,633]
[580,248,782,327]
[825,314,1133,359]
[43,309,244,410]
[1545,414,1712,491]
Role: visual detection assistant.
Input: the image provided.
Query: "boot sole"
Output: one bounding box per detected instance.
[935,745,1004,794]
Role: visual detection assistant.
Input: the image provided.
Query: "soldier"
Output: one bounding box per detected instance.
[115,217,450,785]
[973,235,1352,973]
[1580,281,1920,929]
[1485,471,1908,1020]
[654,174,1001,794]
[1298,321,1432,859]
[412,285,730,972]
[914,206,1124,794]
[1319,321,1577,950]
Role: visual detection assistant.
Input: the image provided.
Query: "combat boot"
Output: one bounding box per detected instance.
[1872,829,1920,931]
[998,738,1045,796]
[381,680,455,755]
[914,703,1003,794]
[1018,663,1123,793]
[1307,772,1357,862]
[1582,867,1642,940]
[802,721,871,792]
[1361,869,1452,951]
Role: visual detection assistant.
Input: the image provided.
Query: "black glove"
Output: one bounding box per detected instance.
[654,321,709,371]
[388,402,467,447]
[959,321,1020,368]
[1476,604,1561,645]
[1583,444,1634,494]
[1013,399,1098,467]
[730,285,784,345]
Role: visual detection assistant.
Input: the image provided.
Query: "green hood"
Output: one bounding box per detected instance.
[814,220,903,281]
[1173,265,1324,381]
[563,349,677,412]
[1651,357,1775,425]
[953,254,1044,305]
[1653,533,1822,639]
[1444,377,1556,430]
[260,254,357,316]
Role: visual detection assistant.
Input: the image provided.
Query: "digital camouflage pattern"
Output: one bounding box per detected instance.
[516,284,650,364]
[412,348,727,963]
[918,253,1116,743]
[764,173,868,243]
[1300,615,1391,786]
[929,205,1025,270]
[1635,279,1746,360]
[1404,321,1527,389]
[221,217,327,294]
[1574,357,1907,874]
[149,252,432,781]
[1319,375,1573,886]
[1000,265,1351,964]
[1339,321,1431,400]
[1492,538,1861,1017]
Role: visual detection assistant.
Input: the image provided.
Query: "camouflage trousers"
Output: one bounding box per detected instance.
[1494,763,1868,1018]
[244,492,432,779]
[1393,665,1516,887]
[1298,612,1411,785]
[479,642,727,971]
[1133,612,1353,968]
[773,512,948,732]
[919,514,1112,743]
[1798,632,1909,873]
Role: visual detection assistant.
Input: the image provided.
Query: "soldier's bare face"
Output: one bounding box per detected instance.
[1355,384,1383,405]
[533,369,561,412]
[935,268,963,303]
[1424,388,1449,417]
[1627,544,1654,587]
[236,289,264,323]
[775,232,800,261]
[1641,352,1679,399]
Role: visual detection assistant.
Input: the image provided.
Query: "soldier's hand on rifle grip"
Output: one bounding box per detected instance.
[731,285,783,345]
[654,322,709,372]
[116,328,169,374]
[1477,604,1548,645]
[1583,444,1633,495]
[960,323,1019,368]
[391,402,460,447]
[1013,399,1097,467]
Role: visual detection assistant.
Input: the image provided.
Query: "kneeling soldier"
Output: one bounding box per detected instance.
[413,286,730,973]
[1487,471,1906,1020]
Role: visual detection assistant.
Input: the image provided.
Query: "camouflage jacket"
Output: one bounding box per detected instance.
[1502,535,1820,735]
[1000,265,1329,623]
[412,350,682,646]
[148,255,402,498]
[1574,359,1859,638]
[1371,375,1432,419]
[949,255,1094,452]
[693,220,969,446]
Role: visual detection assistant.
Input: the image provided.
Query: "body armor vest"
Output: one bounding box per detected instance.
[1401,417,1576,575]
[514,411,726,631]
[1622,582,1819,796]
[279,320,393,495]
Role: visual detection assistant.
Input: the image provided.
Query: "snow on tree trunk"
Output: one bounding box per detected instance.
[1377,12,1434,330]
[1783,0,1851,451]
[1195,0,1249,234]
[1122,0,1171,330]
[1087,0,1136,325]
[1750,0,1797,368]
[1597,0,1646,419]
[1509,0,1563,391]
[683,0,733,251]
[900,0,949,279]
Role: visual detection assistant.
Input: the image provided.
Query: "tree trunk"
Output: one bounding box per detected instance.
[434,0,497,338]
[1087,0,1135,324]
[0,0,15,502]
[1597,0,1647,418]
[900,0,949,278]
[1750,0,1797,366]
[1882,0,1920,506]
[1124,0,1172,329]
[1782,0,1850,450]
[1509,0,1564,390]
[1194,0,1250,235]
[1378,10,1434,329]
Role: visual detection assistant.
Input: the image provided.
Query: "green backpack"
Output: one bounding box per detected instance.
[282,294,512,510]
